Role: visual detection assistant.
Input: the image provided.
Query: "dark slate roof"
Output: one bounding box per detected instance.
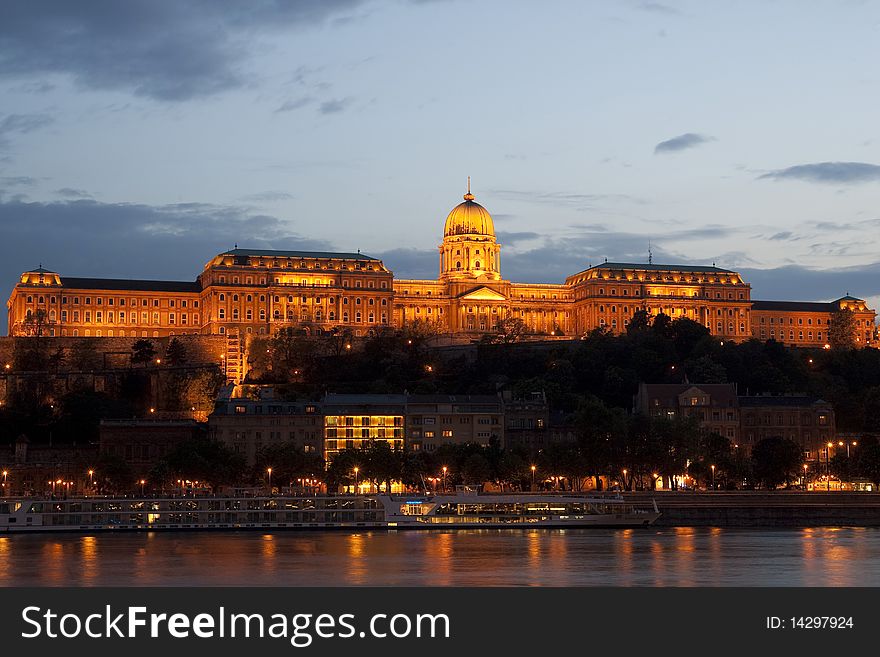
[61,277,201,293]
[640,383,739,407]
[221,248,379,261]
[739,396,829,407]
[751,300,836,312]
[590,262,735,274]
[406,394,502,405]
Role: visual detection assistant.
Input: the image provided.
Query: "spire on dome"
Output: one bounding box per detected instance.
[463,176,474,201]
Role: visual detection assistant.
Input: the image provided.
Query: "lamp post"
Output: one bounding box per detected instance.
[530,465,536,491]
[442,466,448,492]
[803,463,808,490]
[622,468,628,491]
[353,466,360,495]
[710,464,716,491]
[139,479,146,496]
[267,467,273,495]
[826,442,833,491]
[1,470,6,496]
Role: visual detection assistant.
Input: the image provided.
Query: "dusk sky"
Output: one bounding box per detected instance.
[2,0,880,333]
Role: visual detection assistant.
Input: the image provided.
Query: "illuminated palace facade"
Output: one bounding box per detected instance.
[7,187,877,354]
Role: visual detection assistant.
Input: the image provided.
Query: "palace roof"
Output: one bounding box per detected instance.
[219,248,380,261]
[590,262,736,274]
[61,277,200,293]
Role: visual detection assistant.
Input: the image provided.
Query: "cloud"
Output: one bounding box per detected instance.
[0,112,54,147]
[319,98,354,114]
[0,176,38,187]
[637,2,681,15]
[496,231,541,245]
[742,263,880,303]
[757,162,880,184]
[276,97,314,113]
[54,187,92,198]
[375,248,437,280]
[0,0,366,101]
[489,189,644,212]
[240,190,296,202]
[654,133,714,154]
[768,231,793,241]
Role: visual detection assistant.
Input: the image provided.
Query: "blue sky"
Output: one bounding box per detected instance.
[2,0,880,333]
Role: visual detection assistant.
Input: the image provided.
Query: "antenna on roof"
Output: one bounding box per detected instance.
[648,242,653,265]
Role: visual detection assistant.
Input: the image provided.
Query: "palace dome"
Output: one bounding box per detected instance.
[443,188,495,238]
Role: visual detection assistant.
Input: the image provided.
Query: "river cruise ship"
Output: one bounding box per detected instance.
[0,490,660,533]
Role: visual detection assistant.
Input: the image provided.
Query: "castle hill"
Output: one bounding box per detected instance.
[2,187,880,522]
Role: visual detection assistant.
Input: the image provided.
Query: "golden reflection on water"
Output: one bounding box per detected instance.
[0,538,9,581]
[42,541,66,585]
[345,532,367,585]
[673,527,696,586]
[80,535,98,584]
[424,532,453,586]
[614,529,635,585]
[260,534,277,579]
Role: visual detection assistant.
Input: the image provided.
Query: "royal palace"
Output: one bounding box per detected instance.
[7,185,877,368]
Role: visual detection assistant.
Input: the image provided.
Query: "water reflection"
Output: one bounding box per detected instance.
[1,527,879,587]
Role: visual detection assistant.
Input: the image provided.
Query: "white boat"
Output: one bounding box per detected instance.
[0,490,659,533]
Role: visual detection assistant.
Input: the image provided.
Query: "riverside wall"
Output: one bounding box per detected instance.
[627,491,880,527]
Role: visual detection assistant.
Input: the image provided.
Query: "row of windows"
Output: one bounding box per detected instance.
[27,309,199,326]
[216,293,387,306]
[25,295,198,308]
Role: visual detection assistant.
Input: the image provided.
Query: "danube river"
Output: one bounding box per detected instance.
[3,527,880,586]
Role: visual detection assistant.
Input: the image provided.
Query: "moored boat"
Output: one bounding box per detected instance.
[0,490,659,533]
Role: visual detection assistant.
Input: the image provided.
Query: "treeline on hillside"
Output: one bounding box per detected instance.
[247,312,880,433]
[0,337,223,444]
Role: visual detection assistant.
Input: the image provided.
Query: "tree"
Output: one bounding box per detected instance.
[161,436,246,490]
[95,453,134,494]
[22,308,49,336]
[492,317,529,344]
[829,309,856,349]
[165,338,188,366]
[626,309,651,336]
[751,437,802,489]
[461,453,491,486]
[131,339,157,365]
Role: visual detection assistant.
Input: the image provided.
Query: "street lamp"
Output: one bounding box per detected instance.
[139,479,146,496]
[826,442,834,491]
[803,463,808,489]
[267,467,273,495]
[622,468,628,491]
[353,466,359,494]
[1,469,6,496]
[530,465,536,491]
[710,464,716,491]
[442,466,448,492]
